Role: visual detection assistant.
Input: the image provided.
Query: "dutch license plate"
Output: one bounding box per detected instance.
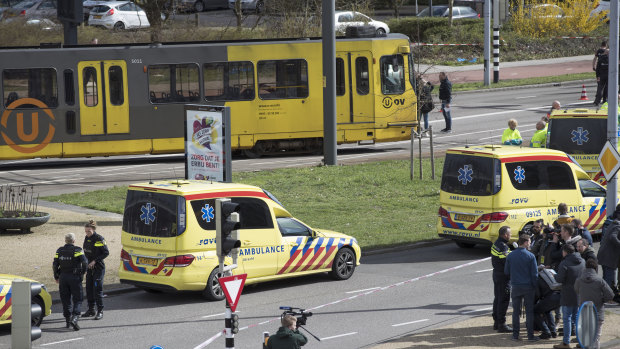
[454,213,475,222]
[136,257,159,266]
[94,15,101,19]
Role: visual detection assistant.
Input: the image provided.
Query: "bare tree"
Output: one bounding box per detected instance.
[384,0,408,18]
[135,0,168,42]
[448,0,454,26]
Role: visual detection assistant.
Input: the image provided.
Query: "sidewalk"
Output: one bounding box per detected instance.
[418,55,594,84]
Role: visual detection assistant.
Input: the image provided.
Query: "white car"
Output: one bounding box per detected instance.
[88,1,150,30]
[335,11,390,35]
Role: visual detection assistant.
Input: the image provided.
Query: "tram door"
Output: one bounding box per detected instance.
[335,51,374,125]
[77,60,129,135]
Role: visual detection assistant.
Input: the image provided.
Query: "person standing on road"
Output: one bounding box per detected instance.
[594,47,609,107]
[82,220,109,320]
[491,226,513,333]
[501,119,522,146]
[574,258,614,349]
[597,214,620,295]
[576,238,597,267]
[530,121,547,148]
[266,314,308,349]
[418,76,434,133]
[504,234,540,342]
[438,72,452,133]
[53,233,88,331]
[554,244,585,349]
[572,219,592,246]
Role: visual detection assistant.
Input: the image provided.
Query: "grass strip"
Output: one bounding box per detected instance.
[43,159,444,250]
[453,72,595,92]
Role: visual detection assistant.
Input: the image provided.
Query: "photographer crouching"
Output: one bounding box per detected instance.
[266,314,308,349]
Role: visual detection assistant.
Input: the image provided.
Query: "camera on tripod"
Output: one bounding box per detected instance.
[280,306,313,329]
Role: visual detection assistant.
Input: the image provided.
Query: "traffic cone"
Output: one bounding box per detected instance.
[579,84,589,100]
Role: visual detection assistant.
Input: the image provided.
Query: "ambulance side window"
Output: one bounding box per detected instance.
[232,197,274,229]
[505,162,544,190]
[546,164,576,190]
[578,179,606,197]
[276,217,312,237]
[190,197,274,231]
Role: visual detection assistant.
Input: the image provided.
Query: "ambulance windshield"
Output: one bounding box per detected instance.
[441,154,498,196]
[548,118,606,155]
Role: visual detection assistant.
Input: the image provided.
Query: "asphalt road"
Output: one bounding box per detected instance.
[0,81,598,197]
[0,243,495,349]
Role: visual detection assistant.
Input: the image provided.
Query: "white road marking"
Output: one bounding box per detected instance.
[346,287,380,294]
[461,307,493,314]
[476,268,493,273]
[41,337,84,346]
[516,96,538,99]
[320,332,358,340]
[392,319,429,327]
[202,312,226,318]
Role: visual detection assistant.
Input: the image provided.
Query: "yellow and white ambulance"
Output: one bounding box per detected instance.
[437,145,610,248]
[0,274,52,326]
[119,180,361,300]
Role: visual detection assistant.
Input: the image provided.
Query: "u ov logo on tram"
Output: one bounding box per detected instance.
[382,96,406,109]
[0,98,55,153]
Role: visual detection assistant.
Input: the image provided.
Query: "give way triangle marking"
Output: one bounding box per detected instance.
[219,274,247,312]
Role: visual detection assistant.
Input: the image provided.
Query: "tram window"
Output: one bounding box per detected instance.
[380,55,405,95]
[335,58,345,96]
[204,61,254,101]
[82,67,98,107]
[257,59,308,100]
[147,63,199,104]
[355,57,369,95]
[108,66,124,105]
[64,70,75,106]
[3,68,58,108]
[408,52,417,93]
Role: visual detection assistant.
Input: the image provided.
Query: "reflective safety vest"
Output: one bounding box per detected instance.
[530,129,547,148]
[600,102,620,115]
[501,128,522,145]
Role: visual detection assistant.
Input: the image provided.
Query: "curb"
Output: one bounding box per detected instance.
[455,78,596,95]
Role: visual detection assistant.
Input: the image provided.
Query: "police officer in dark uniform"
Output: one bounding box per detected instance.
[491,226,513,333]
[53,233,87,331]
[82,220,109,320]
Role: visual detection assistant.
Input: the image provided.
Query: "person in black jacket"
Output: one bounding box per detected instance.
[438,72,452,133]
[593,43,609,106]
[534,268,560,340]
[53,233,88,330]
[491,226,513,333]
[554,244,585,349]
[82,220,109,320]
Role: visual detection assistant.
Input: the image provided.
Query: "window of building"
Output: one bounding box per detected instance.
[148,63,200,104]
[3,68,58,108]
[258,59,309,100]
[204,61,254,101]
[380,55,405,94]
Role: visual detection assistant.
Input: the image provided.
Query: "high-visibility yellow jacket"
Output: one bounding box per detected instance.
[502,128,522,146]
[530,129,547,148]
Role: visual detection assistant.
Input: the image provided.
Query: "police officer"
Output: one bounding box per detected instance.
[491,226,513,333]
[53,233,87,331]
[82,220,109,320]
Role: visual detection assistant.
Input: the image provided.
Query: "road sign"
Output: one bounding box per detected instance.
[597,141,620,182]
[219,274,247,312]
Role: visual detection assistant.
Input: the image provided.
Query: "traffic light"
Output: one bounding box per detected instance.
[216,198,241,257]
[230,313,240,334]
[11,280,42,348]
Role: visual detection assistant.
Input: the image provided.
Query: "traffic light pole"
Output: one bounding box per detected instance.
[11,280,42,349]
[224,302,234,348]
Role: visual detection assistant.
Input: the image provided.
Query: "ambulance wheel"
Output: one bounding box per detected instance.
[330,248,356,280]
[203,267,225,301]
[455,241,476,248]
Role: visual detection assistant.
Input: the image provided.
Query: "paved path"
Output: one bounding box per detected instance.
[418,55,594,84]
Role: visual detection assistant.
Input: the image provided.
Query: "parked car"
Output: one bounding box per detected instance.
[334,11,390,35]
[82,0,126,23]
[227,0,263,14]
[416,5,480,19]
[0,274,52,327]
[88,1,150,30]
[174,0,227,12]
[2,0,57,21]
